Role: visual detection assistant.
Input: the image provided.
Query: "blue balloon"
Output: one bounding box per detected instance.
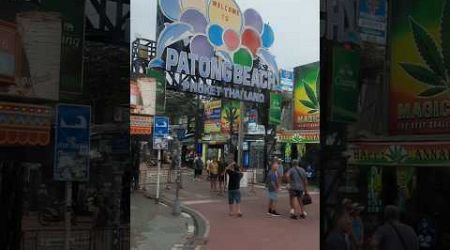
[261,23,275,48]
[208,24,224,46]
[159,0,182,21]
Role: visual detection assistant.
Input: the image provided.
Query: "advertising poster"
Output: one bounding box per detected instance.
[54,104,91,181]
[368,166,383,213]
[204,99,222,134]
[221,100,240,134]
[293,62,320,130]
[331,46,360,123]
[389,0,450,135]
[130,78,156,115]
[269,93,282,125]
[274,69,294,92]
[358,0,387,45]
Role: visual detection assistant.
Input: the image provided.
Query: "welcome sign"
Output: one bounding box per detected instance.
[151,0,279,103]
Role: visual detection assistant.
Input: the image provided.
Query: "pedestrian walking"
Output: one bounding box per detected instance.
[208,160,219,192]
[226,162,243,217]
[193,154,203,181]
[266,161,280,216]
[218,157,226,195]
[286,159,309,219]
[371,205,419,250]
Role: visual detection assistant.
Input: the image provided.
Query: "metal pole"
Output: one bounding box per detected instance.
[173,142,182,215]
[237,101,245,166]
[64,181,72,250]
[156,149,161,203]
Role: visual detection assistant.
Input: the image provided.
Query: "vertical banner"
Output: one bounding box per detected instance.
[331,46,360,122]
[293,62,320,130]
[221,100,240,134]
[54,104,91,181]
[147,69,166,113]
[204,100,222,133]
[367,166,383,213]
[269,93,282,125]
[389,0,450,135]
[42,0,86,94]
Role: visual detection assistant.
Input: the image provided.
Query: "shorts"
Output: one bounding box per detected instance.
[267,191,278,201]
[218,175,224,182]
[210,173,218,180]
[289,189,304,199]
[228,189,241,204]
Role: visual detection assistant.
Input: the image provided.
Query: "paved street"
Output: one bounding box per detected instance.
[131,192,195,250]
[141,167,320,250]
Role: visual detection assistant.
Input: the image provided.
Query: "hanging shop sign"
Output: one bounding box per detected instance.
[221,100,240,134]
[42,0,86,94]
[0,13,61,100]
[202,133,228,144]
[276,130,320,144]
[151,0,279,103]
[331,46,360,123]
[389,0,450,135]
[204,99,222,133]
[348,142,450,166]
[0,102,52,146]
[293,62,320,130]
[130,78,156,115]
[273,69,294,92]
[269,93,282,125]
[54,104,91,181]
[130,115,152,135]
[358,0,387,45]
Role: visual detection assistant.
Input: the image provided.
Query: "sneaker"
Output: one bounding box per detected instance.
[267,209,273,215]
[271,211,281,217]
[290,215,298,220]
[300,213,306,219]
[237,213,243,217]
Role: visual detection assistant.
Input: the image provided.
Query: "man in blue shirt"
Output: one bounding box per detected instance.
[266,161,280,216]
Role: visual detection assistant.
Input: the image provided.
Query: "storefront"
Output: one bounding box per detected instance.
[276,130,320,170]
[346,140,450,248]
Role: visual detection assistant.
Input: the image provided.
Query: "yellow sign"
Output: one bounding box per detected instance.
[208,0,242,33]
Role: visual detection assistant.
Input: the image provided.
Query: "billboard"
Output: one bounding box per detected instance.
[274,69,294,92]
[221,100,240,134]
[151,0,279,103]
[293,62,320,130]
[204,99,222,134]
[358,0,387,45]
[389,0,450,135]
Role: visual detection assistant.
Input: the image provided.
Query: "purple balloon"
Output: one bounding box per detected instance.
[180,9,208,34]
[190,35,214,58]
[244,9,263,34]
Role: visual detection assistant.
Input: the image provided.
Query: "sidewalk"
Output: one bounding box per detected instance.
[130,192,195,250]
[144,171,320,250]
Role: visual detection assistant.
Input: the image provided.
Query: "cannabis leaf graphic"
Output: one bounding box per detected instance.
[300,78,320,114]
[385,146,408,164]
[400,1,450,97]
[290,134,304,143]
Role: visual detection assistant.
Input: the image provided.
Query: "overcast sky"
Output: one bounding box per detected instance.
[130,0,319,70]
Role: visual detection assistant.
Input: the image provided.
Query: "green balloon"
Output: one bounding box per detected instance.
[233,48,253,67]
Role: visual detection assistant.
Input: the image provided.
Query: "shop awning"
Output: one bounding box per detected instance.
[348,141,450,166]
[130,115,152,135]
[0,102,52,146]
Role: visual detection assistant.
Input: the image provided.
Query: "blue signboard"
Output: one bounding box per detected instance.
[54,104,91,181]
[278,69,294,92]
[153,116,169,138]
[359,0,387,45]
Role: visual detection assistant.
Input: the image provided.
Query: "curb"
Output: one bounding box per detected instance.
[143,192,210,248]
